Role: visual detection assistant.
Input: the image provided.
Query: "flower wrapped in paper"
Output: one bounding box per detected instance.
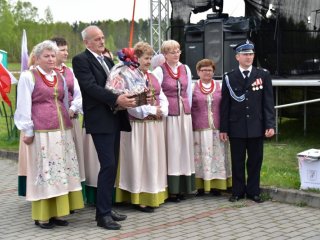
[106,48,148,106]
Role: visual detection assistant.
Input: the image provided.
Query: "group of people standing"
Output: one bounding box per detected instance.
[14,24,275,231]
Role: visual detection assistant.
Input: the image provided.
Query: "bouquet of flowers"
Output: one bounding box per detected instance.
[105,48,148,106]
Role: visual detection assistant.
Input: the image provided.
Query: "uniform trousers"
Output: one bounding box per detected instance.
[229,137,264,197]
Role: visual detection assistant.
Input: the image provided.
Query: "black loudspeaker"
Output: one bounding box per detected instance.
[184,18,248,79]
[185,42,204,78]
[224,31,247,73]
[185,25,204,78]
[204,19,224,78]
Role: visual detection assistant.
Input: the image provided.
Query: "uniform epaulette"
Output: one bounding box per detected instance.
[257,67,269,72]
[224,69,235,75]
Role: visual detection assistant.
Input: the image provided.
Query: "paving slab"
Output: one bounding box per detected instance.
[1,157,320,239]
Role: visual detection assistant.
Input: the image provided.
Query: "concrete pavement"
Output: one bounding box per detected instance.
[1,157,320,240]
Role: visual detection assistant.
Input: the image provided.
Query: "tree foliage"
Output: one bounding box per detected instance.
[12,0,38,23]
[43,6,53,24]
[0,0,150,63]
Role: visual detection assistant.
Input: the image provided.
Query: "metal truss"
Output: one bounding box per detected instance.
[150,0,170,53]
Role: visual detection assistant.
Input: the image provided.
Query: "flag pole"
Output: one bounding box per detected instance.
[129,0,136,48]
[1,101,11,139]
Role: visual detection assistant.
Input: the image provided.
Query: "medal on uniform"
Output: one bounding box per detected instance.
[251,82,257,91]
[252,78,263,91]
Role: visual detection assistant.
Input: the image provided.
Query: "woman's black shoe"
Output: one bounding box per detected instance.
[135,205,154,213]
[34,220,55,229]
[210,189,222,196]
[196,189,205,197]
[50,218,69,226]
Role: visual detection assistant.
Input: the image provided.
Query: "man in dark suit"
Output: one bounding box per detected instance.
[219,40,275,203]
[72,25,136,230]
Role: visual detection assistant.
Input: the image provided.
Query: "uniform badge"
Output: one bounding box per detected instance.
[251,78,263,91]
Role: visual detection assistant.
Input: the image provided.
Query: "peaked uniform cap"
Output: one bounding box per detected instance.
[234,40,255,54]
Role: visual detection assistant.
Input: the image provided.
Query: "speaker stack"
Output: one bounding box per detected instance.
[184,24,204,79]
[185,16,248,79]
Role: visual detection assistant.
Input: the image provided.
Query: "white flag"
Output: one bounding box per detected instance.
[21,29,29,72]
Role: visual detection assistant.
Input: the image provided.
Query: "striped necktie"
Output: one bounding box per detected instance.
[97,56,110,75]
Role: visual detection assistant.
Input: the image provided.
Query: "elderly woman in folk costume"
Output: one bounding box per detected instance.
[115,42,169,212]
[153,40,195,202]
[191,59,232,197]
[14,40,84,229]
[51,37,86,193]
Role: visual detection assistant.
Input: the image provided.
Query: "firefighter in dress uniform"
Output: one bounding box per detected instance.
[219,40,275,203]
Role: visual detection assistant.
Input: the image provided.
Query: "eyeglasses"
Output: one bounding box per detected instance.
[199,69,213,72]
[168,50,181,55]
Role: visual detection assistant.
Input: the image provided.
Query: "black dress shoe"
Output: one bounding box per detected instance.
[50,218,69,226]
[134,205,154,213]
[111,210,127,221]
[247,195,264,203]
[229,195,244,202]
[97,216,121,230]
[34,220,55,229]
[177,194,186,200]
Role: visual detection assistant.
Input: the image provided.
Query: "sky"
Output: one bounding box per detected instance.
[14,0,245,24]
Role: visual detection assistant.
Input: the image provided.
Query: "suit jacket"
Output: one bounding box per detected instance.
[220,66,275,138]
[72,49,131,134]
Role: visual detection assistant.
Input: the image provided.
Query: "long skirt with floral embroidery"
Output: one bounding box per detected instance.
[193,129,232,191]
[25,130,82,201]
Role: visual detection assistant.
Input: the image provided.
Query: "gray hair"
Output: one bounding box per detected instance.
[81,25,101,40]
[33,40,59,58]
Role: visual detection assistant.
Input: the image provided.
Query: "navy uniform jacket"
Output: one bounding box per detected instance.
[220,66,275,138]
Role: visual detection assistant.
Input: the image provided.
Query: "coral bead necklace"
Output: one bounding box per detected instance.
[37,69,57,87]
[199,79,215,94]
[164,62,180,80]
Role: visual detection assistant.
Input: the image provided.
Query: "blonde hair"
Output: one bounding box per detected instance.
[28,47,36,68]
[160,40,180,54]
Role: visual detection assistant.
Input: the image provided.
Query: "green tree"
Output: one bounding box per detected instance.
[105,34,116,53]
[44,6,54,24]
[12,0,38,23]
[0,0,17,61]
[1,0,151,63]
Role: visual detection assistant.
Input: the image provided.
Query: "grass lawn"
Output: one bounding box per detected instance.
[261,117,320,190]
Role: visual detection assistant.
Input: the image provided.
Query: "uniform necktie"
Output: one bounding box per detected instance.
[243,70,249,78]
[243,70,250,85]
[97,56,110,75]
